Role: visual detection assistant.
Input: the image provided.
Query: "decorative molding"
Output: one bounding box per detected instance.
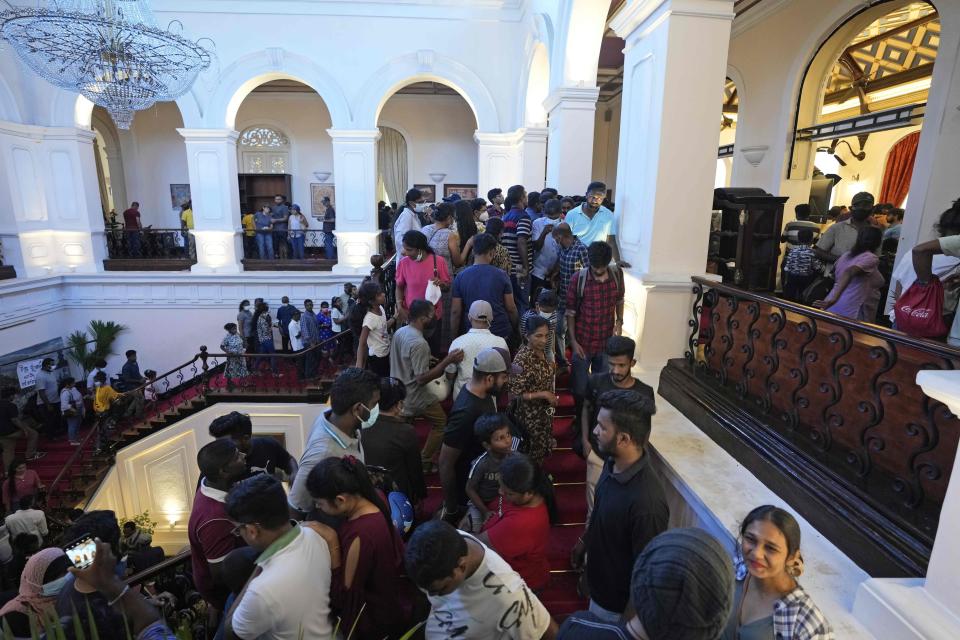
[730,0,792,37]
[543,86,601,113]
[176,128,240,143]
[266,46,285,70]
[740,144,768,166]
[917,371,960,419]
[325,128,381,142]
[611,0,735,39]
[416,49,435,72]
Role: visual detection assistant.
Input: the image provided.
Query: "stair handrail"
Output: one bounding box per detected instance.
[0,338,97,368]
[45,353,204,509]
[124,549,192,586]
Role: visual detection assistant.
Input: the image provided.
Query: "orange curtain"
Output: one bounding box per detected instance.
[878,131,920,206]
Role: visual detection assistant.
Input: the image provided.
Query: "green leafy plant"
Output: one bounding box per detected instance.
[67,320,128,376]
[118,510,159,536]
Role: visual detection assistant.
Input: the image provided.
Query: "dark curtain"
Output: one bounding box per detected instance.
[878,131,920,206]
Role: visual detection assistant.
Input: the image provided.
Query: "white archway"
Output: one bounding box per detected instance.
[0,76,22,123]
[551,0,609,89]
[522,43,551,127]
[353,51,499,132]
[206,49,351,130]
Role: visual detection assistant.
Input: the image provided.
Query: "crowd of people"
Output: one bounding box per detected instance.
[780,192,960,344]
[238,195,336,261]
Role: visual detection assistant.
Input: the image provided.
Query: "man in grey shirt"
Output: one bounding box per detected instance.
[815,191,877,275]
[390,300,464,469]
[271,194,290,260]
[34,357,61,436]
[287,368,380,513]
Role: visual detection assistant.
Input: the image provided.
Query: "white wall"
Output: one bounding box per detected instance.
[592,95,621,199]
[379,93,478,192]
[235,93,334,215]
[89,402,325,553]
[120,103,190,228]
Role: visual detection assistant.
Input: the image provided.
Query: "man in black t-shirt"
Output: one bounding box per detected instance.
[576,336,654,520]
[208,411,298,482]
[437,348,510,524]
[0,388,43,468]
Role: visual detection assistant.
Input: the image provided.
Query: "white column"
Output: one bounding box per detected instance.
[544,87,599,195]
[519,127,548,192]
[609,0,734,370]
[327,129,380,275]
[475,131,522,199]
[853,371,960,640]
[177,129,242,274]
[0,123,106,276]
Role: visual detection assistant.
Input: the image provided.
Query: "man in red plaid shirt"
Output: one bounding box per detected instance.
[565,241,625,415]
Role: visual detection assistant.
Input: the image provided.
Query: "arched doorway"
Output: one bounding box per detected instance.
[794,2,940,223]
[376,126,408,207]
[376,82,478,204]
[233,79,335,262]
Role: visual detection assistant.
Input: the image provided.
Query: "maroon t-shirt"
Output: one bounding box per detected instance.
[187,482,242,611]
[122,208,140,229]
[483,501,551,590]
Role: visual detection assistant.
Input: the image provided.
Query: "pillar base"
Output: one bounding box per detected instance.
[854,578,960,640]
[330,231,380,276]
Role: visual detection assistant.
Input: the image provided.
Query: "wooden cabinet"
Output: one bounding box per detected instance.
[238,174,293,216]
[708,188,787,292]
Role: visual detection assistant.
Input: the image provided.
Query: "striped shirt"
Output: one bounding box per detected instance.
[502,206,533,271]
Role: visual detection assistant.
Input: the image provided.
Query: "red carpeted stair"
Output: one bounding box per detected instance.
[413,372,588,619]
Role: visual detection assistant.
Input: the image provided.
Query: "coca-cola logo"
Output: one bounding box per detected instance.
[899,305,932,319]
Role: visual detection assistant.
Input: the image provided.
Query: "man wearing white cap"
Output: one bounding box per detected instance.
[445,300,509,399]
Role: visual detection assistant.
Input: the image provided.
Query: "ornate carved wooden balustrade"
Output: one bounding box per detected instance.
[659,276,960,577]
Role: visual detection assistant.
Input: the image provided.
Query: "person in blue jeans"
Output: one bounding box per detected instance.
[322,196,336,260]
[59,377,84,445]
[254,206,274,259]
[288,205,308,260]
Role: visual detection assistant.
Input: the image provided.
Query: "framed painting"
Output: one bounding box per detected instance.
[310,183,336,218]
[413,183,436,203]
[444,184,478,200]
[169,184,191,209]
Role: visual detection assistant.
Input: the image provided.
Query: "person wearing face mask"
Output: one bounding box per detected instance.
[307,456,412,639]
[0,547,71,635]
[360,378,427,504]
[287,367,382,515]
[391,300,465,474]
[393,188,424,265]
[396,230,451,338]
[236,300,256,354]
[815,191,878,275]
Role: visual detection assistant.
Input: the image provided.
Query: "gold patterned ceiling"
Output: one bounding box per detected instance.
[821,2,938,119]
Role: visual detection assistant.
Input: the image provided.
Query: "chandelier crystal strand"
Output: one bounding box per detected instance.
[0,0,212,128]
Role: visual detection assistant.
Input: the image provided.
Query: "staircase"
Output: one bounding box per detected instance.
[413,372,588,619]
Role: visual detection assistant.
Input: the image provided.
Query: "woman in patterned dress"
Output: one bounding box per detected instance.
[509,315,558,464]
[220,322,249,381]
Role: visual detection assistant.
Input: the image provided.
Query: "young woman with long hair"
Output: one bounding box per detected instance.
[476,453,557,591]
[815,225,884,320]
[721,505,832,640]
[307,457,410,639]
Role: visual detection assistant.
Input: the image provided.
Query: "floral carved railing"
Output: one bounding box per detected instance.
[686,277,960,546]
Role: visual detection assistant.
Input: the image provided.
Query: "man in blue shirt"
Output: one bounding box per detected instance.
[275,297,297,353]
[565,181,630,268]
[300,299,320,377]
[254,208,274,259]
[270,195,290,259]
[450,233,519,346]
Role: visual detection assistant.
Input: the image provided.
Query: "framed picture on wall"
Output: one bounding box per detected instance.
[169,184,191,209]
[444,184,478,200]
[414,184,436,203]
[310,183,336,218]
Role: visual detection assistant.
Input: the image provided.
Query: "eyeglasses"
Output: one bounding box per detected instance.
[230,521,258,537]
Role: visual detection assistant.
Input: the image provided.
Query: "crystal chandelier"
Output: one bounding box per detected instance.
[0,1,212,129]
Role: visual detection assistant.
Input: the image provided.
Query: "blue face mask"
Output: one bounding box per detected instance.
[41,574,69,597]
[359,403,380,430]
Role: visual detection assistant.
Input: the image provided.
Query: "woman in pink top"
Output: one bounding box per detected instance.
[395,229,450,324]
[4,459,44,512]
[816,226,884,320]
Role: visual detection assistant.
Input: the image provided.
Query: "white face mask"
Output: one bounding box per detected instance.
[479,212,490,222]
[41,574,69,597]
[359,403,380,430]
[414,203,427,213]
[538,311,553,319]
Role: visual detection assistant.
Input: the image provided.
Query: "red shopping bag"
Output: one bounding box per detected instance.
[894,277,948,338]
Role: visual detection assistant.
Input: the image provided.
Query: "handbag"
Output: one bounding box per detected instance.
[424,254,443,305]
[425,375,450,403]
[894,276,948,338]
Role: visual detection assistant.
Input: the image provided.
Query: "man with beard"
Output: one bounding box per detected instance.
[390,299,465,470]
[437,348,511,525]
[576,336,654,520]
[188,440,249,622]
[570,389,668,623]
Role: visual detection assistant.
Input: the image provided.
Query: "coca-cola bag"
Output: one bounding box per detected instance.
[894,277,948,338]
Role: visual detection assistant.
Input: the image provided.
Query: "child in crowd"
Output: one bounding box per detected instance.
[330,297,346,358]
[143,370,158,403]
[782,228,823,302]
[521,289,559,363]
[317,301,335,358]
[462,414,514,532]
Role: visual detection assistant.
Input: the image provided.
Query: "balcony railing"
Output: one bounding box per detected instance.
[241,229,337,270]
[667,276,960,576]
[103,228,197,271]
